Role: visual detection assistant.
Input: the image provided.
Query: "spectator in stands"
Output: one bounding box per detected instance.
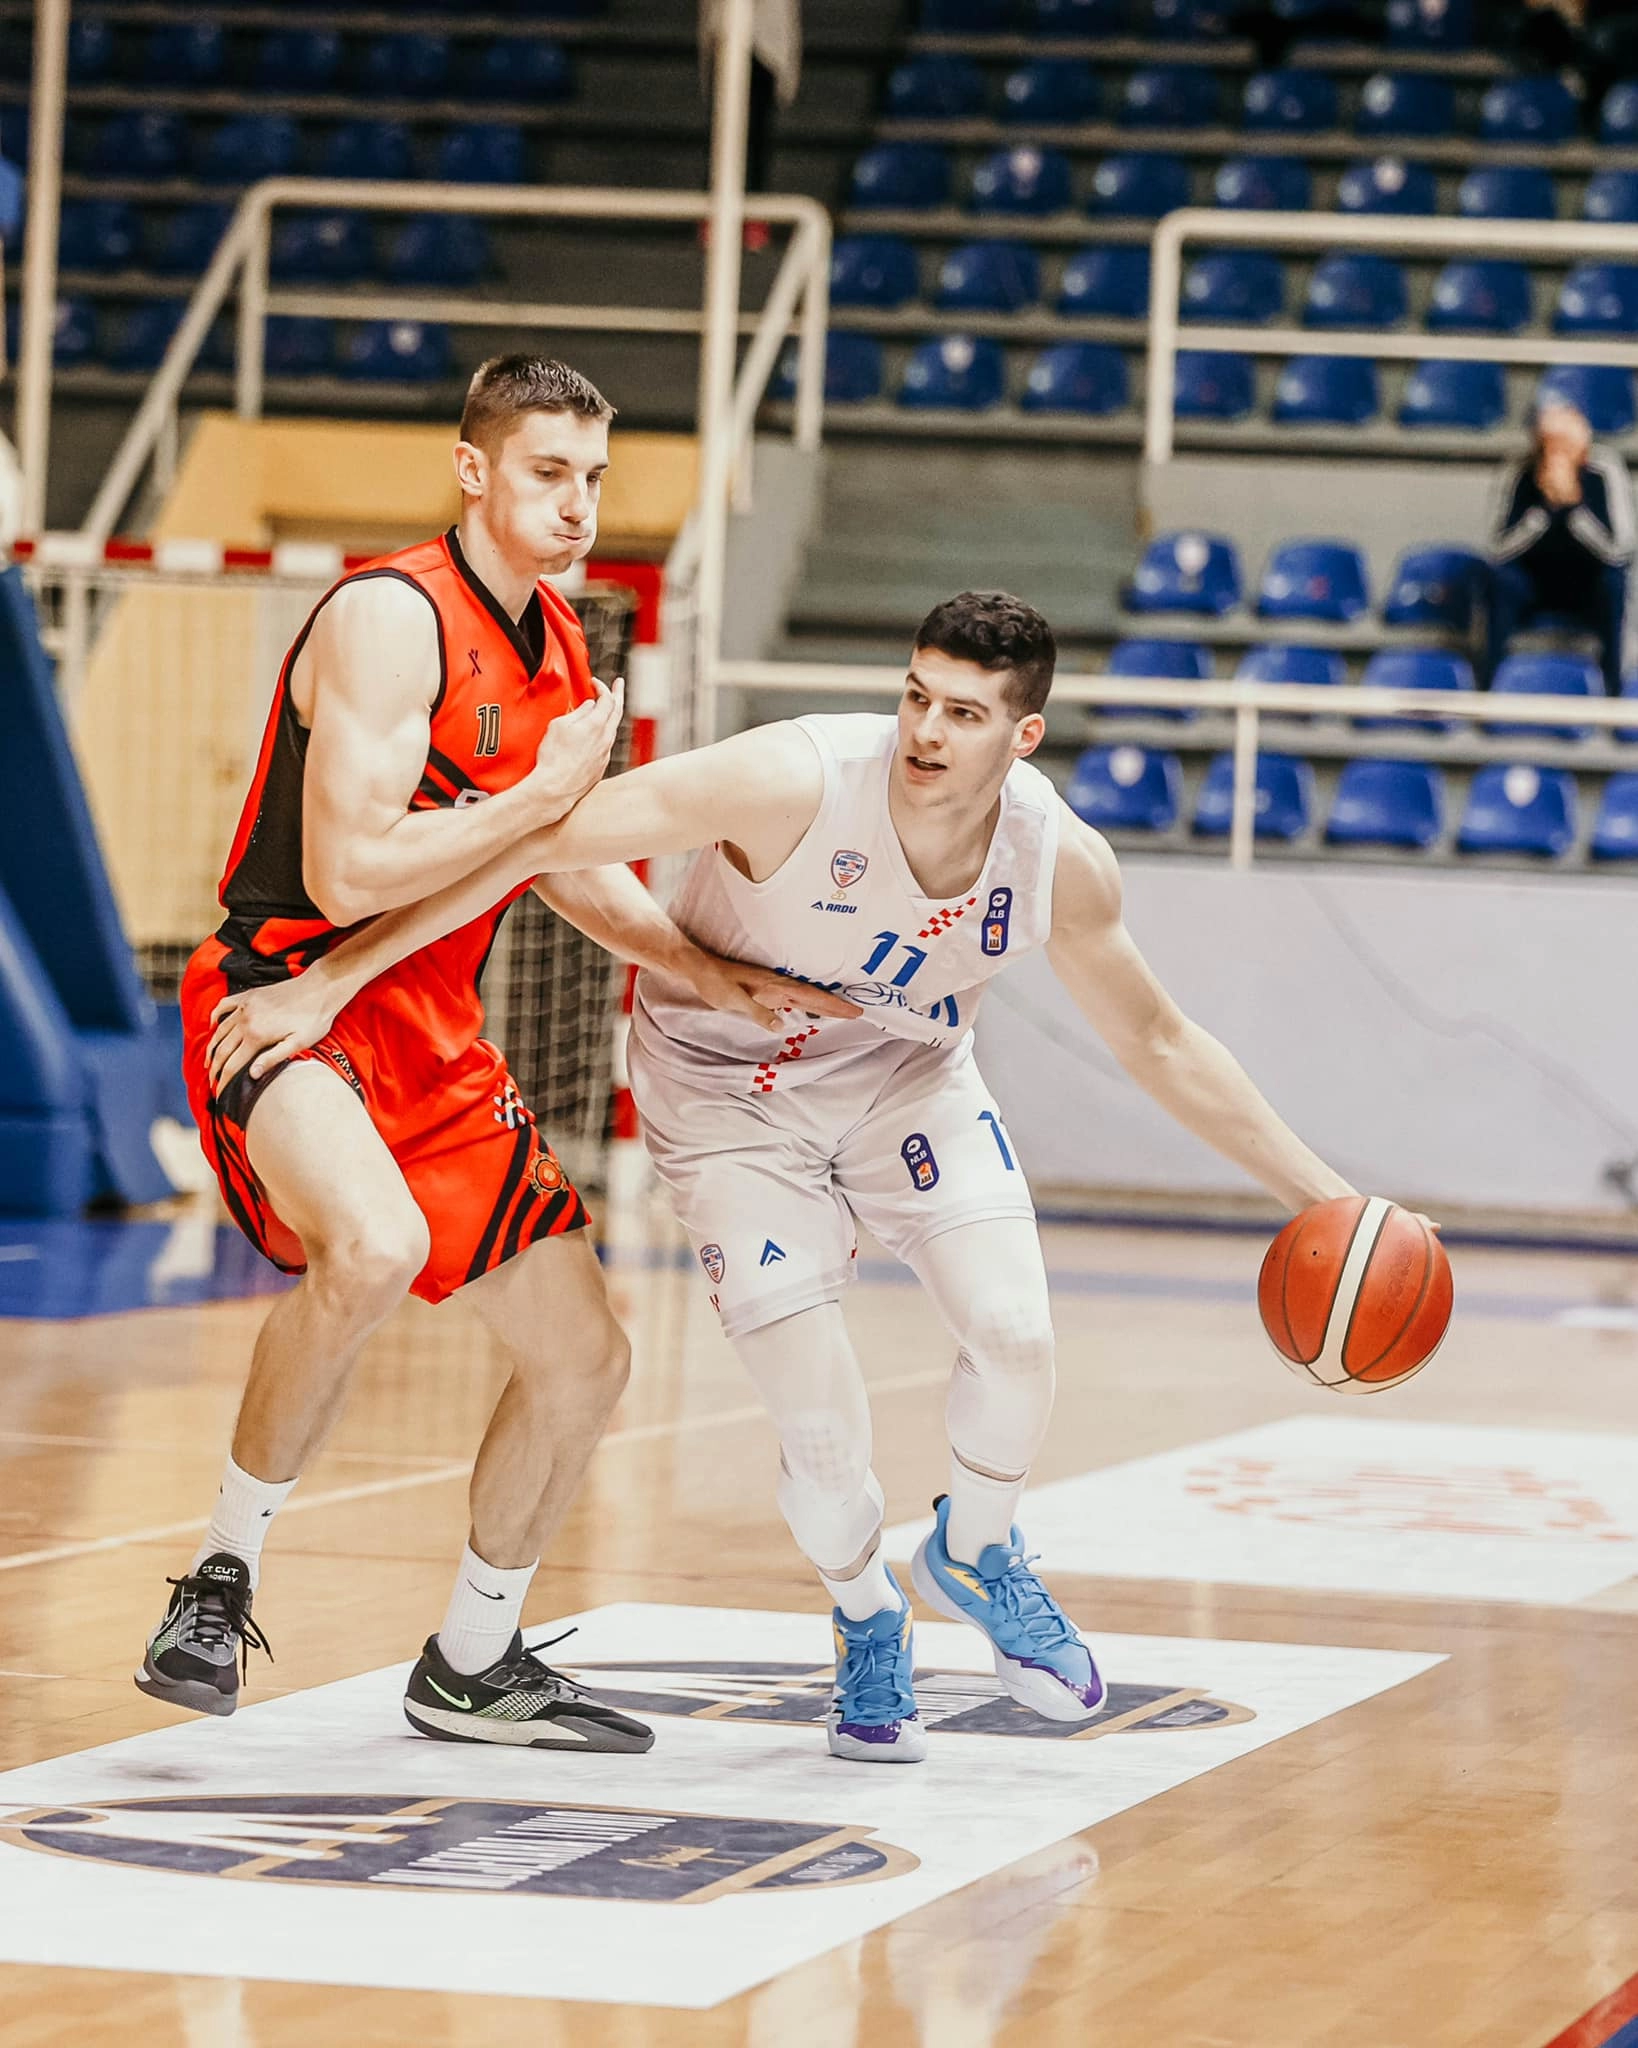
[1226,0,1385,68]
[699,0,800,247]
[1488,398,1635,694]
[1486,1,1638,132]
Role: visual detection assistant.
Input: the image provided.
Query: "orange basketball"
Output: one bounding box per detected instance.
[1258,1195,1452,1393]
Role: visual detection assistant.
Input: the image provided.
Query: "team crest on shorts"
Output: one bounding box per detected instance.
[901,1132,939,1191]
[982,886,1013,956]
[530,1146,565,1195]
[831,849,868,889]
[700,1243,726,1284]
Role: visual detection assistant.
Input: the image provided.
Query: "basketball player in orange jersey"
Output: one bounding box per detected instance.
[143,355,856,1750]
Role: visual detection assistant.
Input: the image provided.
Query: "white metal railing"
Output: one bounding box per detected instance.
[713,660,1638,872]
[1144,209,1638,465]
[82,177,832,545]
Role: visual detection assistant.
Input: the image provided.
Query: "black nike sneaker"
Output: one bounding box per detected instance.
[133,1552,272,1718]
[404,1630,655,1752]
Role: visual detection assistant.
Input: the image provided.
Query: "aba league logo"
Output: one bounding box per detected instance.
[830,849,867,889]
[0,1795,917,1903]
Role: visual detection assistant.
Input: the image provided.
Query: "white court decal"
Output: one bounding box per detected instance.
[0,1603,1438,2007]
[887,1416,1638,1606]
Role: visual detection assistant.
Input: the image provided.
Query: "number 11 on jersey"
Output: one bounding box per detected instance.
[862,931,928,987]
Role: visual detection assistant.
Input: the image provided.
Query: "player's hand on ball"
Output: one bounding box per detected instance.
[207,974,343,1097]
[685,952,864,1033]
[533,675,625,816]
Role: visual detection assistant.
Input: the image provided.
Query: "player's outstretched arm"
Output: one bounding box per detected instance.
[1045,808,1355,1213]
[300,577,623,926]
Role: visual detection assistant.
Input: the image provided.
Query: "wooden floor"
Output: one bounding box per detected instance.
[2,1205,1636,2048]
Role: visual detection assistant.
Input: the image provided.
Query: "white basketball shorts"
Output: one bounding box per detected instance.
[627,1032,1036,1338]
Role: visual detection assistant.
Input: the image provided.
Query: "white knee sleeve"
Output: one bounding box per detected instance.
[910,1219,1057,1480]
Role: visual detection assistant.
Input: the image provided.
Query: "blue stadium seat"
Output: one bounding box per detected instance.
[1356,647,1475,730]
[1585,170,1638,223]
[1182,252,1284,324]
[1356,72,1455,138]
[339,319,454,383]
[1590,773,1638,858]
[1481,75,1577,144]
[1214,155,1311,211]
[1459,166,1556,220]
[110,301,186,373]
[457,39,574,101]
[1382,545,1488,630]
[1066,745,1183,832]
[254,31,342,93]
[851,144,951,211]
[92,112,186,180]
[971,147,1073,214]
[1021,342,1129,413]
[1087,152,1191,217]
[1400,359,1507,431]
[899,335,1007,409]
[1387,0,1474,48]
[141,23,226,88]
[1035,0,1127,29]
[1337,156,1437,215]
[1556,264,1638,336]
[1126,532,1243,615]
[830,236,919,309]
[936,240,1040,312]
[1257,540,1370,622]
[886,56,988,121]
[149,203,233,276]
[920,0,1014,25]
[1537,364,1637,435]
[1272,356,1381,427]
[323,122,416,182]
[1058,246,1150,317]
[271,210,374,283]
[1194,753,1314,840]
[770,332,884,403]
[1236,644,1346,688]
[263,316,336,378]
[48,296,97,368]
[1303,253,1408,329]
[1326,760,1445,849]
[68,19,114,85]
[1108,637,1212,706]
[436,124,526,184]
[197,116,299,183]
[1120,66,1218,129]
[357,34,451,99]
[58,201,139,274]
[1174,349,1256,419]
[1149,0,1234,36]
[1242,69,1337,134]
[1488,652,1599,741]
[1425,260,1531,334]
[1457,764,1576,857]
[1601,82,1638,145]
[1001,61,1099,125]
[385,214,492,287]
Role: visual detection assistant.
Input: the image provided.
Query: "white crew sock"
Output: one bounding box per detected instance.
[190,1454,297,1590]
[944,1458,1026,1568]
[819,1546,900,1623]
[437,1543,539,1677]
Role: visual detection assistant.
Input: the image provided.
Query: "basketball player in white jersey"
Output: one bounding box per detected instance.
[206,592,1357,1764]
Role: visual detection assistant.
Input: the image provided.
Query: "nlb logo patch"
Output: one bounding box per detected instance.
[699,1243,726,1285]
[0,1795,917,1903]
[982,886,1013,957]
[563,1661,1255,1743]
[831,849,868,890]
[902,1132,939,1191]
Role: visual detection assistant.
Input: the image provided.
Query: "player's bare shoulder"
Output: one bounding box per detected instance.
[1047,800,1124,942]
[291,573,442,726]
[710,718,827,872]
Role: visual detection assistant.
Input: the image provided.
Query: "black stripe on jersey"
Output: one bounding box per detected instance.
[522,1184,587,1249]
[464,1120,535,1284]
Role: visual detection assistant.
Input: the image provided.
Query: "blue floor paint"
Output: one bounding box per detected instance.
[0,1219,292,1319]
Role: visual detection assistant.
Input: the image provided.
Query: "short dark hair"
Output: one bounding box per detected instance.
[459,354,615,453]
[912,590,1056,717]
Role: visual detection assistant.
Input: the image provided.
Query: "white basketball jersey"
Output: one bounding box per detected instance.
[630,713,1061,1089]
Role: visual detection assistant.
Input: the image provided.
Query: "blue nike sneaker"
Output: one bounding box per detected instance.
[828,1578,926,1764]
[911,1495,1104,1723]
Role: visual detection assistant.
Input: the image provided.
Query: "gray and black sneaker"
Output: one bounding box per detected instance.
[404,1629,654,1752]
[133,1553,272,1718]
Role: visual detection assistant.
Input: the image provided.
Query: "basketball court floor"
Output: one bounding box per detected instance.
[1,1196,1636,2048]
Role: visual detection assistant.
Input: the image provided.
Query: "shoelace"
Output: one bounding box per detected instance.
[985,1551,1078,1652]
[837,1626,912,1723]
[166,1573,274,1678]
[496,1626,582,1697]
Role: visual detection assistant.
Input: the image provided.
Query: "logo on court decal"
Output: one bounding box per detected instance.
[901,1133,939,1191]
[760,1240,787,1268]
[982,886,1013,957]
[700,1243,726,1285]
[560,1662,1254,1742]
[831,849,868,890]
[0,1795,917,1902]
